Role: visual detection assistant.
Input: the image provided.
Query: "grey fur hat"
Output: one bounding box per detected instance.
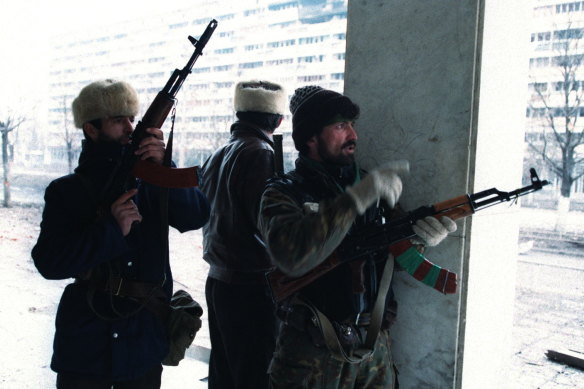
[233,80,287,115]
[72,79,139,128]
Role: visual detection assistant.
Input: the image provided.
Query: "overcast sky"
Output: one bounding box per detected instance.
[0,0,199,108]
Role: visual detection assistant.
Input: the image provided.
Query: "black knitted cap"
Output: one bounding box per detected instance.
[290,85,360,154]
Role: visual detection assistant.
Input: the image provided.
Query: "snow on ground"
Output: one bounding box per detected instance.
[1,205,583,388]
[0,206,210,388]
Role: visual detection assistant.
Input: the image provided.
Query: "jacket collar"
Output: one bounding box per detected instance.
[229,120,274,146]
[74,139,125,177]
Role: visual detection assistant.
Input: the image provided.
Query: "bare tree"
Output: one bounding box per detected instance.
[527,21,584,200]
[0,115,25,207]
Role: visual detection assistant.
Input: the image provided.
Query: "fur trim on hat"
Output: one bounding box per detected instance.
[72,79,139,128]
[233,80,287,115]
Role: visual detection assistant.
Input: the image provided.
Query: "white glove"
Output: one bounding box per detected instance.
[411,216,457,247]
[346,160,409,214]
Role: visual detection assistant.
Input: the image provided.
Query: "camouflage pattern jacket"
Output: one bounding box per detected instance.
[258,155,393,323]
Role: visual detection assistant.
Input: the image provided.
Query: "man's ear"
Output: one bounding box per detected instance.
[82,122,98,141]
[305,134,320,160]
[306,134,317,148]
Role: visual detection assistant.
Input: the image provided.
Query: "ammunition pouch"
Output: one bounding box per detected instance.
[77,277,203,366]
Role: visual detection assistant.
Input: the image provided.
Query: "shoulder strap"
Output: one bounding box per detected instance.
[292,256,394,363]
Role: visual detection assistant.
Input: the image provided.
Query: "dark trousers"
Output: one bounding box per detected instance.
[56,365,162,389]
[205,277,279,389]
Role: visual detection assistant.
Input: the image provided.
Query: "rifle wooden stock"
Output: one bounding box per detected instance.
[266,169,550,303]
[432,195,475,220]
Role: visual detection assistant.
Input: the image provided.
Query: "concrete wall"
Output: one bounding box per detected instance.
[344,1,528,387]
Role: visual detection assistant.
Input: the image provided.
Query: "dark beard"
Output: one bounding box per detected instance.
[317,140,356,166]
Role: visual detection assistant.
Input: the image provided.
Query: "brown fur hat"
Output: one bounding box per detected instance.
[233,80,287,115]
[72,79,139,128]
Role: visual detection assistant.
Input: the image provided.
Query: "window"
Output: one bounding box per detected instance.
[529,82,548,92]
[213,65,234,72]
[299,35,329,44]
[245,44,264,51]
[193,67,211,73]
[268,39,295,48]
[298,55,324,63]
[268,1,297,11]
[239,61,263,69]
[214,82,234,88]
[214,48,234,54]
[266,58,293,66]
[169,22,188,29]
[529,57,550,68]
[297,75,325,82]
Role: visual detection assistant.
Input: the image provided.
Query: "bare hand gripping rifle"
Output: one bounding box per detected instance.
[267,168,550,302]
[101,19,218,206]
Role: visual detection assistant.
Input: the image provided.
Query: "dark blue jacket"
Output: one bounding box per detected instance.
[31,140,210,381]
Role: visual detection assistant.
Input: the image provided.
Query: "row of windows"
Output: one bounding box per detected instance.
[529,54,584,68]
[243,35,346,52]
[532,28,584,43]
[190,115,233,122]
[268,1,297,11]
[298,55,325,63]
[529,81,584,92]
[526,107,584,118]
[192,54,345,73]
[535,1,584,16]
[556,2,584,13]
[214,48,235,54]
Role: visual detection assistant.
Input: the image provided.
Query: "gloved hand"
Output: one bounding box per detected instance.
[346,160,409,214]
[411,216,457,247]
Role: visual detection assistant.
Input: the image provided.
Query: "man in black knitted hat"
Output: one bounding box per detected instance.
[257,85,458,388]
[200,80,287,389]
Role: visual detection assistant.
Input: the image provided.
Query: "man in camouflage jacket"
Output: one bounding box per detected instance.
[258,86,458,388]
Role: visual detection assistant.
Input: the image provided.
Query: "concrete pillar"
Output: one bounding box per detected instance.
[344,1,529,388]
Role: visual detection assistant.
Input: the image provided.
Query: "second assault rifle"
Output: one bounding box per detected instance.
[101,20,218,206]
[266,168,550,302]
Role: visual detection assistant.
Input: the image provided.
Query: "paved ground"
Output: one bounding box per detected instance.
[0,205,582,388]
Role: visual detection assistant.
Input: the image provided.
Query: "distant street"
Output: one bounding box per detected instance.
[512,250,584,388]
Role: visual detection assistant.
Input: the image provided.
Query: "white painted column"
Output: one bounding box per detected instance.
[344,1,529,387]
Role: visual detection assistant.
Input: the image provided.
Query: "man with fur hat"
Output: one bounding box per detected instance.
[32,79,210,388]
[200,80,287,389]
[257,85,458,388]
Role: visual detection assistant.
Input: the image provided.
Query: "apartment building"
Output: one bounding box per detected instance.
[527,0,584,200]
[45,0,348,170]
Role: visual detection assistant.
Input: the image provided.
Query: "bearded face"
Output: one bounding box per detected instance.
[313,121,358,166]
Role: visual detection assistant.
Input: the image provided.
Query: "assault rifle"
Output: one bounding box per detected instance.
[101,19,218,206]
[266,168,550,302]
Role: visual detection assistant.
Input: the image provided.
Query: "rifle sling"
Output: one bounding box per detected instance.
[291,255,394,364]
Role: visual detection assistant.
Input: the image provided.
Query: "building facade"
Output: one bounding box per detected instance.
[527,0,584,205]
[44,0,348,171]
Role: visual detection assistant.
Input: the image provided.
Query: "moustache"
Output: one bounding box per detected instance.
[342,140,357,149]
